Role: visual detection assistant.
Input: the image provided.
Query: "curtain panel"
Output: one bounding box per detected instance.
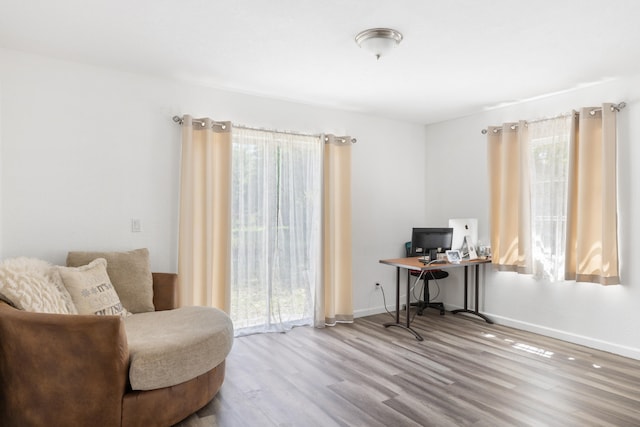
[321,135,354,326]
[487,121,531,274]
[231,128,322,335]
[565,105,619,284]
[177,116,232,311]
[487,104,620,285]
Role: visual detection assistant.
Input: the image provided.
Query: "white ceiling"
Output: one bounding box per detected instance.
[1,0,639,125]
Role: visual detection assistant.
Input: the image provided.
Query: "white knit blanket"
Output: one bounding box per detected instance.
[0,257,77,314]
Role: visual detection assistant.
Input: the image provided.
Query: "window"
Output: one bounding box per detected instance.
[528,116,571,281]
[230,128,322,335]
[489,105,620,284]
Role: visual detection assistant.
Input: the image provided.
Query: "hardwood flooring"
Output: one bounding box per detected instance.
[175,310,640,427]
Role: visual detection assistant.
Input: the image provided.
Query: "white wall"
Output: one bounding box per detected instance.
[6,47,637,359]
[0,48,427,316]
[425,77,640,359]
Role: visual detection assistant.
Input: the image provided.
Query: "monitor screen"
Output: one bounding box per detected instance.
[409,228,453,258]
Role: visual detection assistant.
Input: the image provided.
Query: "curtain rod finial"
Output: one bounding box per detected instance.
[614,102,626,111]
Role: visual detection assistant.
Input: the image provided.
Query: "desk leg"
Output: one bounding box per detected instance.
[464,266,469,310]
[395,267,400,324]
[451,264,493,324]
[406,269,411,329]
[383,266,424,341]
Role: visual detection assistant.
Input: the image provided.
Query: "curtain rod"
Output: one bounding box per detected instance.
[236,124,357,143]
[172,115,228,129]
[172,116,357,143]
[234,123,320,139]
[480,102,626,134]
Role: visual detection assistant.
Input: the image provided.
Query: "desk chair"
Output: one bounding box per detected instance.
[405,242,449,316]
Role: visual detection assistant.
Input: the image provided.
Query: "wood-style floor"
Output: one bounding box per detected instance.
[175,310,640,427]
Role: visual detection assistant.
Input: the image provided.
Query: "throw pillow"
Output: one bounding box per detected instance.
[0,257,78,314]
[57,258,130,317]
[66,248,154,313]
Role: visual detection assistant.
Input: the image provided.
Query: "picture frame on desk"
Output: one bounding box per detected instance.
[446,250,461,264]
[478,245,492,259]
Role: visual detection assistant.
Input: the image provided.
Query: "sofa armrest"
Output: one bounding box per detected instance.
[152,272,178,311]
[0,302,129,427]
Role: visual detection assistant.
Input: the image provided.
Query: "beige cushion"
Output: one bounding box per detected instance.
[0,257,77,314]
[57,258,130,317]
[124,306,234,391]
[66,248,154,313]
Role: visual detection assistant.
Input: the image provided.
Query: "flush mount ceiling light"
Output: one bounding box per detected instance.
[355,28,403,60]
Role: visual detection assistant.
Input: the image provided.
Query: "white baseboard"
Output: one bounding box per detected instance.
[484,311,640,361]
[355,305,389,318]
[355,304,640,360]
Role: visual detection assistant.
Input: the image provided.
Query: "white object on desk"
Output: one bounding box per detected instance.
[445,250,461,263]
[449,218,478,252]
[463,235,478,259]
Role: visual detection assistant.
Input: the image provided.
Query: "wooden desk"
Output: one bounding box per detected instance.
[379,256,492,341]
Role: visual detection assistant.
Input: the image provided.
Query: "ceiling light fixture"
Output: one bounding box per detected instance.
[355,28,403,60]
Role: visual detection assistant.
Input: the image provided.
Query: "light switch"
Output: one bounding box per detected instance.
[131,219,142,233]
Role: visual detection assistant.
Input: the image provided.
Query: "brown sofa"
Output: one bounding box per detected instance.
[0,272,230,427]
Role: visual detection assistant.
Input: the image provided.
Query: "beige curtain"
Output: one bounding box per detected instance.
[320,135,354,325]
[487,104,620,285]
[487,121,532,273]
[565,105,619,284]
[177,116,233,311]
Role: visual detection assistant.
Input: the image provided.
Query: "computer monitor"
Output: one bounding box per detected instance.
[448,218,478,251]
[409,228,454,259]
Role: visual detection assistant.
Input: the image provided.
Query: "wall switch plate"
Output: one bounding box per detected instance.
[131,218,142,233]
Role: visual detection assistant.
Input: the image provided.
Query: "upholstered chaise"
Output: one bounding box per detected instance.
[0,256,233,427]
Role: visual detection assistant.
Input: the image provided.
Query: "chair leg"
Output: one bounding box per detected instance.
[424,279,445,316]
[409,279,427,315]
[409,278,446,316]
[418,283,426,315]
[430,302,445,316]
